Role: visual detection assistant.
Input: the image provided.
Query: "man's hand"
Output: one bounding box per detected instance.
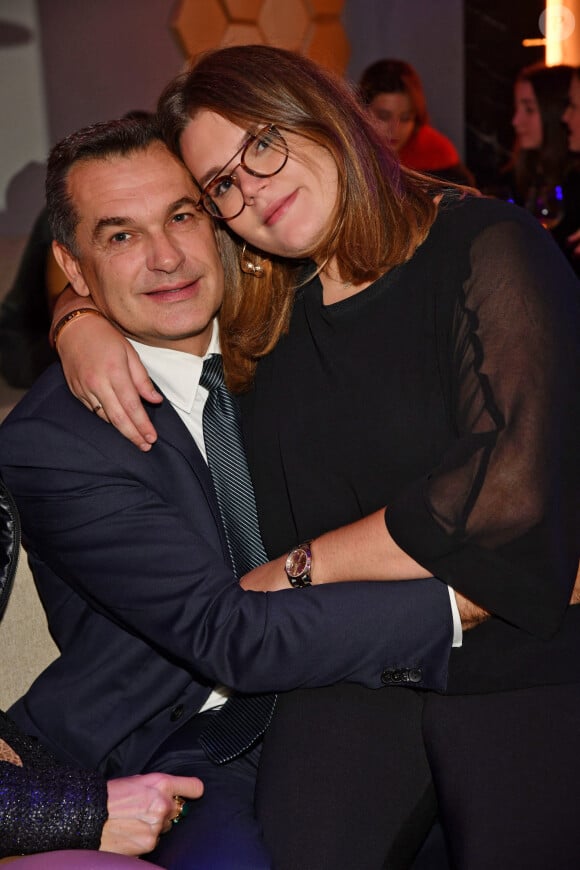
[101,772,203,855]
[454,590,490,631]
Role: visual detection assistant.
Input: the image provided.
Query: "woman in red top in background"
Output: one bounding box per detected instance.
[359,58,474,185]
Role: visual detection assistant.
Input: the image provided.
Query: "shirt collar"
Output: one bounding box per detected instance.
[128,320,220,414]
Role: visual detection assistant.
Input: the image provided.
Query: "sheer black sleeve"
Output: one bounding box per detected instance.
[387,209,580,638]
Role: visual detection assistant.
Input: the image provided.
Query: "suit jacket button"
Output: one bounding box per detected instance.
[170,704,184,722]
[381,669,403,684]
[408,668,422,683]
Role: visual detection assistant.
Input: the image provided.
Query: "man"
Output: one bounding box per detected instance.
[0,118,455,868]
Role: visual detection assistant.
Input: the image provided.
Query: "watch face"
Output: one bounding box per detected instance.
[286,548,308,577]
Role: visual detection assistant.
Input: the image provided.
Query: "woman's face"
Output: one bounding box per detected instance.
[562,73,580,152]
[180,110,339,261]
[367,91,416,153]
[512,80,542,150]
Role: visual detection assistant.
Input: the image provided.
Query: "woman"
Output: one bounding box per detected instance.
[561,66,580,265]
[51,46,579,870]
[504,61,580,275]
[358,58,474,185]
[508,61,572,209]
[0,478,203,862]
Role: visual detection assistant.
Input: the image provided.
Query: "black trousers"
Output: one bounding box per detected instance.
[255,684,438,870]
[422,681,580,870]
[143,710,271,870]
[255,681,580,870]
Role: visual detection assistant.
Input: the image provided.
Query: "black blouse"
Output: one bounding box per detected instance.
[241,195,580,654]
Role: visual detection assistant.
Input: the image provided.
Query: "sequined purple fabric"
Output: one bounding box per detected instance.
[0,711,108,857]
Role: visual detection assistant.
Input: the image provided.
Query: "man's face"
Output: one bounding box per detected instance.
[55,142,224,356]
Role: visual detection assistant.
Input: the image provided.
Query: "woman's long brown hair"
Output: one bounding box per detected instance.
[159,45,449,392]
[510,62,573,203]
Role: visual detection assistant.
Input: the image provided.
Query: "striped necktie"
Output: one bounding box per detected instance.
[198,353,276,763]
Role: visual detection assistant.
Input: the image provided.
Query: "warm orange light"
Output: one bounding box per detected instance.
[543,0,577,65]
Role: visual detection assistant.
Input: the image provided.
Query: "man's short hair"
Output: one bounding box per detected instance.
[46,116,164,254]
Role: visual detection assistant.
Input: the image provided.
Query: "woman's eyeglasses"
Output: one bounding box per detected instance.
[199,125,289,220]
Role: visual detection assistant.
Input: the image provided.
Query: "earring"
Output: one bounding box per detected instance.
[240,242,264,278]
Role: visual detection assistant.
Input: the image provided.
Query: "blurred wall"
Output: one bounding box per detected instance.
[0,0,49,234]
[37,0,184,145]
[0,0,184,237]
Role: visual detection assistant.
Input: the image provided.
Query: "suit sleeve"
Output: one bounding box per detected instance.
[0,411,452,693]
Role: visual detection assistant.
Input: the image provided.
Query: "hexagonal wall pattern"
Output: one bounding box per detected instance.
[173,0,349,73]
[222,23,264,47]
[223,0,263,19]
[259,0,309,51]
[172,0,228,58]
[305,18,350,76]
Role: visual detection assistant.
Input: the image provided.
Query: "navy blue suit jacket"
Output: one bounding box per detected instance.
[0,364,452,777]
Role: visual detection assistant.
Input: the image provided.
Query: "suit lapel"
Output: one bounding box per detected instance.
[146,396,230,562]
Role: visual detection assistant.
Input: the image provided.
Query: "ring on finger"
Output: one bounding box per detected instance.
[171,794,188,825]
[92,403,103,414]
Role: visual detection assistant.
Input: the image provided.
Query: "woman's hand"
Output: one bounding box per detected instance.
[56,309,162,451]
[100,772,203,855]
[241,554,289,592]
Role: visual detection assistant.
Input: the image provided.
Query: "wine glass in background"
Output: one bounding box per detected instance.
[530,183,565,230]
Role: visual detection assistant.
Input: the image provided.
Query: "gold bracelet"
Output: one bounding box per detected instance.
[51,308,106,350]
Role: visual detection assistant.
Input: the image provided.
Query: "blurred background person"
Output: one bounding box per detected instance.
[0,206,60,390]
[508,61,572,208]
[561,66,580,270]
[501,61,580,275]
[359,58,474,185]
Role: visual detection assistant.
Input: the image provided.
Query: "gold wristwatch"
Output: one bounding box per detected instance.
[284,541,313,588]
